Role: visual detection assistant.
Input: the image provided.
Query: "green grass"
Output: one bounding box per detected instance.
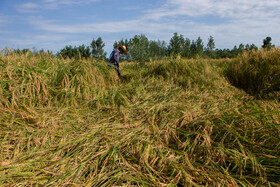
[0,50,280,186]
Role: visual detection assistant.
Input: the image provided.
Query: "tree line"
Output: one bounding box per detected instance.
[112,34,274,61]
[10,34,275,61]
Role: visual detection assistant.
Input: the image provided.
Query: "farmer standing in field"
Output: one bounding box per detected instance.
[108,44,127,79]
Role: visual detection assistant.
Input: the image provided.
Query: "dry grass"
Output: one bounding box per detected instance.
[0,50,279,186]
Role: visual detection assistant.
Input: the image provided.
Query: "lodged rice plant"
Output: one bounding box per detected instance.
[0,49,279,186]
[225,48,280,98]
[0,50,119,109]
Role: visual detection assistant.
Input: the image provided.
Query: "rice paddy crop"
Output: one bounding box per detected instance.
[0,49,279,186]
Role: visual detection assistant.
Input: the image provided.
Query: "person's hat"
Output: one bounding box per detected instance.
[118,44,127,55]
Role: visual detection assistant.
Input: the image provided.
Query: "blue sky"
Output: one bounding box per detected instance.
[1,0,280,55]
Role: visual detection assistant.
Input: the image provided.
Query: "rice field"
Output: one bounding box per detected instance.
[0,49,279,186]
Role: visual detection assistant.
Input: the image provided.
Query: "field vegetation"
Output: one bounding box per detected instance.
[0,48,279,186]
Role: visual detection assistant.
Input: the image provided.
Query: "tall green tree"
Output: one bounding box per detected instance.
[148,40,167,60]
[190,40,197,58]
[182,38,191,58]
[128,34,149,62]
[189,37,204,58]
[57,45,91,59]
[247,44,258,51]
[238,43,245,54]
[245,44,250,51]
[113,39,129,49]
[168,33,184,57]
[262,37,272,50]
[78,45,91,58]
[231,45,238,57]
[207,36,215,52]
[196,37,204,57]
[205,36,216,58]
[91,37,107,58]
[58,45,78,59]
[216,48,232,58]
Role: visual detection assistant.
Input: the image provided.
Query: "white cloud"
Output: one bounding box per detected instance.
[16,3,39,13]
[0,15,8,26]
[20,0,280,37]
[43,0,102,9]
[43,0,82,9]
[30,16,178,35]
[16,0,102,12]
[140,0,280,47]
[7,0,280,51]
[3,33,74,51]
[145,0,280,20]
[214,0,280,19]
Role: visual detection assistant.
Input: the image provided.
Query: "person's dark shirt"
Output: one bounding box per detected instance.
[108,49,120,67]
